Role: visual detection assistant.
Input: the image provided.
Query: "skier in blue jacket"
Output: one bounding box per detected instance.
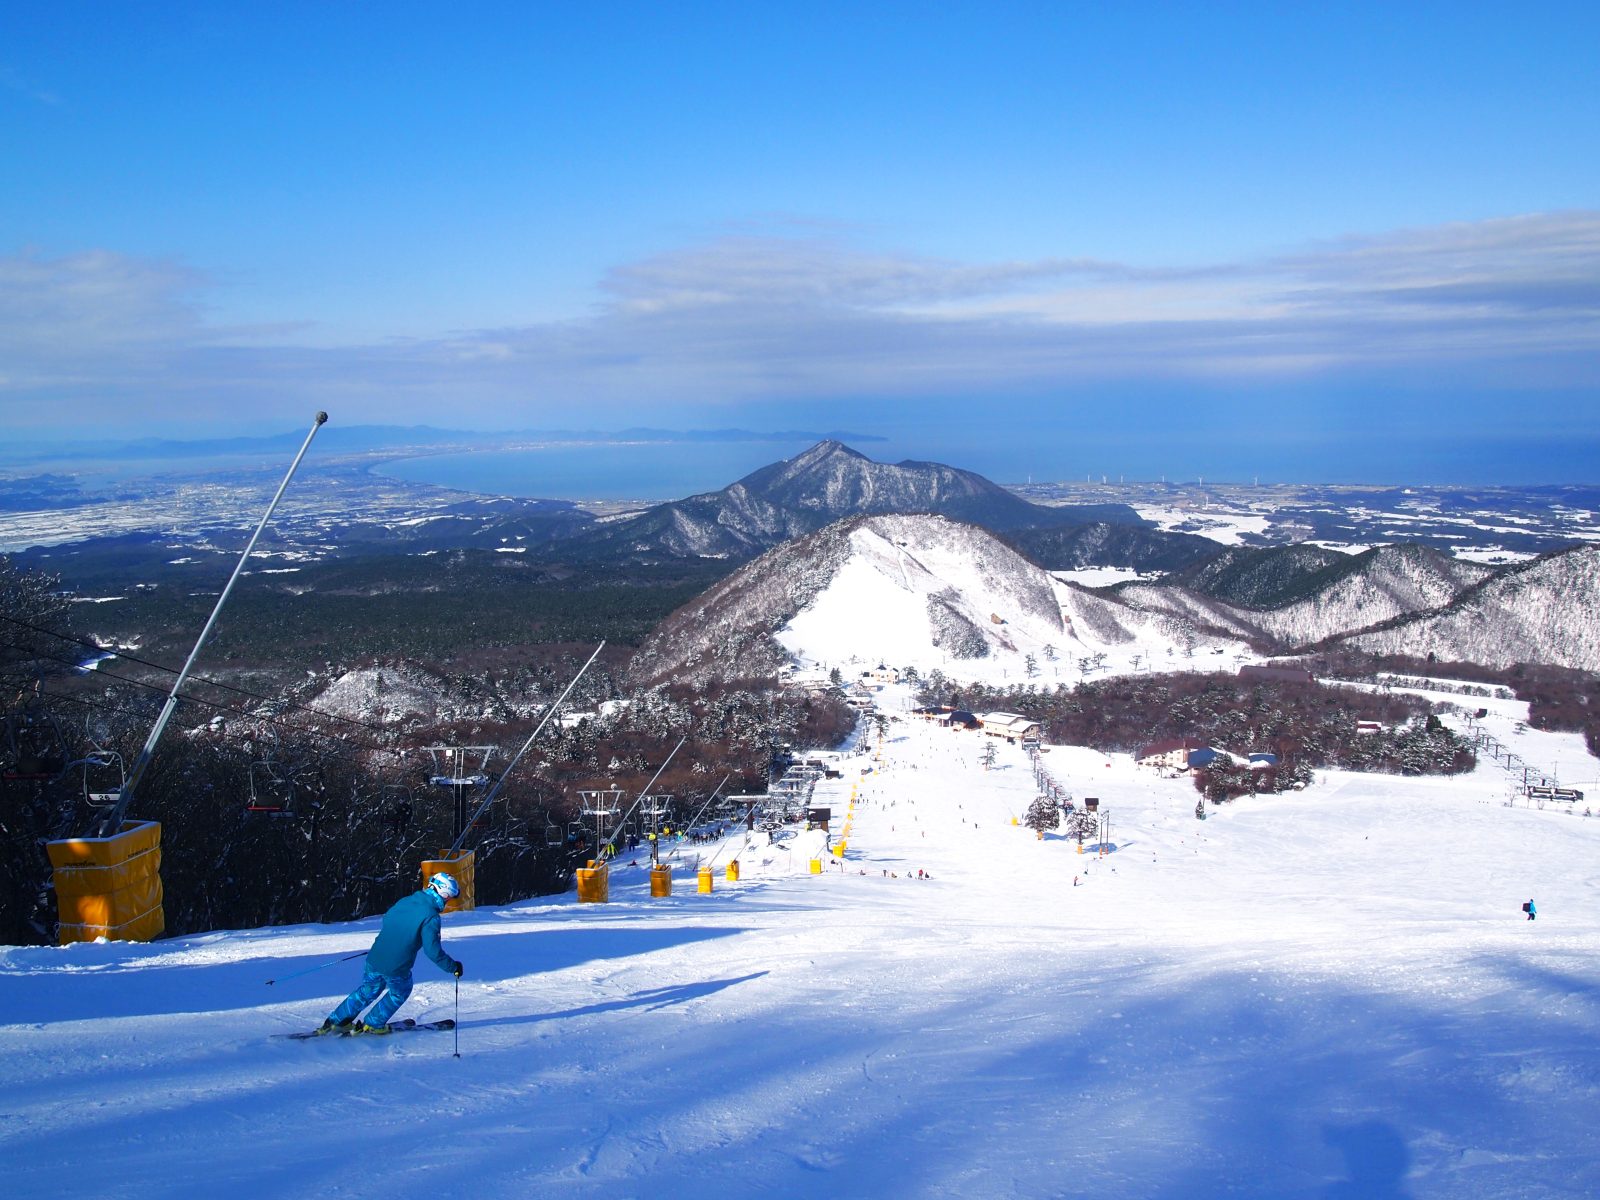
[318,873,464,1035]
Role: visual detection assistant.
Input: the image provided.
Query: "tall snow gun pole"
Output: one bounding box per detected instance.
[445,641,606,858]
[97,411,328,836]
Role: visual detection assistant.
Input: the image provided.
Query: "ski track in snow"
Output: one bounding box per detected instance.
[4,686,1600,1198]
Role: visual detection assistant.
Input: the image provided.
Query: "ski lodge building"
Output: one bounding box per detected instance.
[978,712,1043,742]
[1135,738,1208,772]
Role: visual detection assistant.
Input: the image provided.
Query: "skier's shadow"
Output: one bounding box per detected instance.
[1321,1120,1413,1199]
[465,971,768,1028]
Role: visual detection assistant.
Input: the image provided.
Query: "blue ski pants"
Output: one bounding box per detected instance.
[329,968,413,1027]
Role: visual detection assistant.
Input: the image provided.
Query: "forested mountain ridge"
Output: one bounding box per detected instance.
[1335,543,1600,670]
[555,440,1186,566]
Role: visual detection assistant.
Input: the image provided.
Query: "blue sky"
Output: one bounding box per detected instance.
[2,2,1597,482]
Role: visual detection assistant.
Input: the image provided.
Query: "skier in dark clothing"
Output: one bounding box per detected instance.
[318,873,464,1035]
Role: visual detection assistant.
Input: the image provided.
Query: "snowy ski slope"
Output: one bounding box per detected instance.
[4,685,1599,1198]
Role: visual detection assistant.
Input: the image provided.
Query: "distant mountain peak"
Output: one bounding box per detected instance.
[563,441,1151,565]
[741,439,870,486]
[800,438,863,459]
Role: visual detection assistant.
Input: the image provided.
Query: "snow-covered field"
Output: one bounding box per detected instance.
[1130,503,1273,545]
[5,686,1599,1199]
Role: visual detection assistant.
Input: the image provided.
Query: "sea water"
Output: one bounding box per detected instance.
[371,424,1087,502]
[375,439,852,501]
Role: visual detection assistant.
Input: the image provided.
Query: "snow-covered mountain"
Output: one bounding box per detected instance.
[630,513,1251,687]
[565,440,1153,564]
[1165,542,1351,607]
[633,515,1598,688]
[1336,544,1600,671]
[1120,543,1496,648]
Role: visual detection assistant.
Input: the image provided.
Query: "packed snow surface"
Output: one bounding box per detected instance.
[5,685,1600,1199]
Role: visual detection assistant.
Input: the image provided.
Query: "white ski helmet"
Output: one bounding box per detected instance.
[427,872,460,900]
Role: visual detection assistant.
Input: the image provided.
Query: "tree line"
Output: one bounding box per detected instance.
[1,556,851,945]
[915,668,1478,794]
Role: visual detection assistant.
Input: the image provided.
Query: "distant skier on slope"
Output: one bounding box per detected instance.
[1525,898,1537,921]
[317,872,464,1036]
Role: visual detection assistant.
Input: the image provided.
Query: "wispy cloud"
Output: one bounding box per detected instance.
[2,212,1596,433]
[0,66,62,107]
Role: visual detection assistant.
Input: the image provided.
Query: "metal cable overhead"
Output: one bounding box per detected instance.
[18,646,387,752]
[0,612,387,735]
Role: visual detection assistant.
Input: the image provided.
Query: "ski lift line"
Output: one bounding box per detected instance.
[99,411,328,837]
[0,612,388,736]
[444,640,605,857]
[664,773,733,864]
[599,735,687,863]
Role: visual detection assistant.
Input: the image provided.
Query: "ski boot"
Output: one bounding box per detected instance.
[314,1017,355,1036]
[356,1021,392,1036]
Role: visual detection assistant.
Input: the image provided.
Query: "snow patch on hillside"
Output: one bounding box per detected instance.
[1132,503,1273,545]
[1053,565,1162,588]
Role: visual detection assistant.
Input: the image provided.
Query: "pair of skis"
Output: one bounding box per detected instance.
[276,1017,456,1041]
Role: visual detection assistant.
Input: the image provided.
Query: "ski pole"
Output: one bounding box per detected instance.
[453,975,461,1059]
[264,950,365,987]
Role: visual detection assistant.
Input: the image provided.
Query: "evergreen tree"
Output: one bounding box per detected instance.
[1024,794,1059,834]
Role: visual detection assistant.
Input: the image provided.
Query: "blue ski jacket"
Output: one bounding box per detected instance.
[365,889,456,977]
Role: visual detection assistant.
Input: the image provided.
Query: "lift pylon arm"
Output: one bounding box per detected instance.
[97,412,328,836]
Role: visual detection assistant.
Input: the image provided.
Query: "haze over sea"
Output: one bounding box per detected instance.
[374,431,1105,502]
[375,439,827,502]
[369,421,1589,503]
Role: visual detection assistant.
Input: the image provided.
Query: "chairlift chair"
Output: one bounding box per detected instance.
[80,748,126,809]
[425,745,493,788]
[379,783,416,833]
[642,794,672,818]
[247,759,298,816]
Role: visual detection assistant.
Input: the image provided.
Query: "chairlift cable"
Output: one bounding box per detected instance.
[28,681,393,774]
[444,641,606,858]
[16,646,389,753]
[0,612,388,735]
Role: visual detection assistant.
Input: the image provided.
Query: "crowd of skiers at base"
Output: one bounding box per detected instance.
[315,872,464,1036]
